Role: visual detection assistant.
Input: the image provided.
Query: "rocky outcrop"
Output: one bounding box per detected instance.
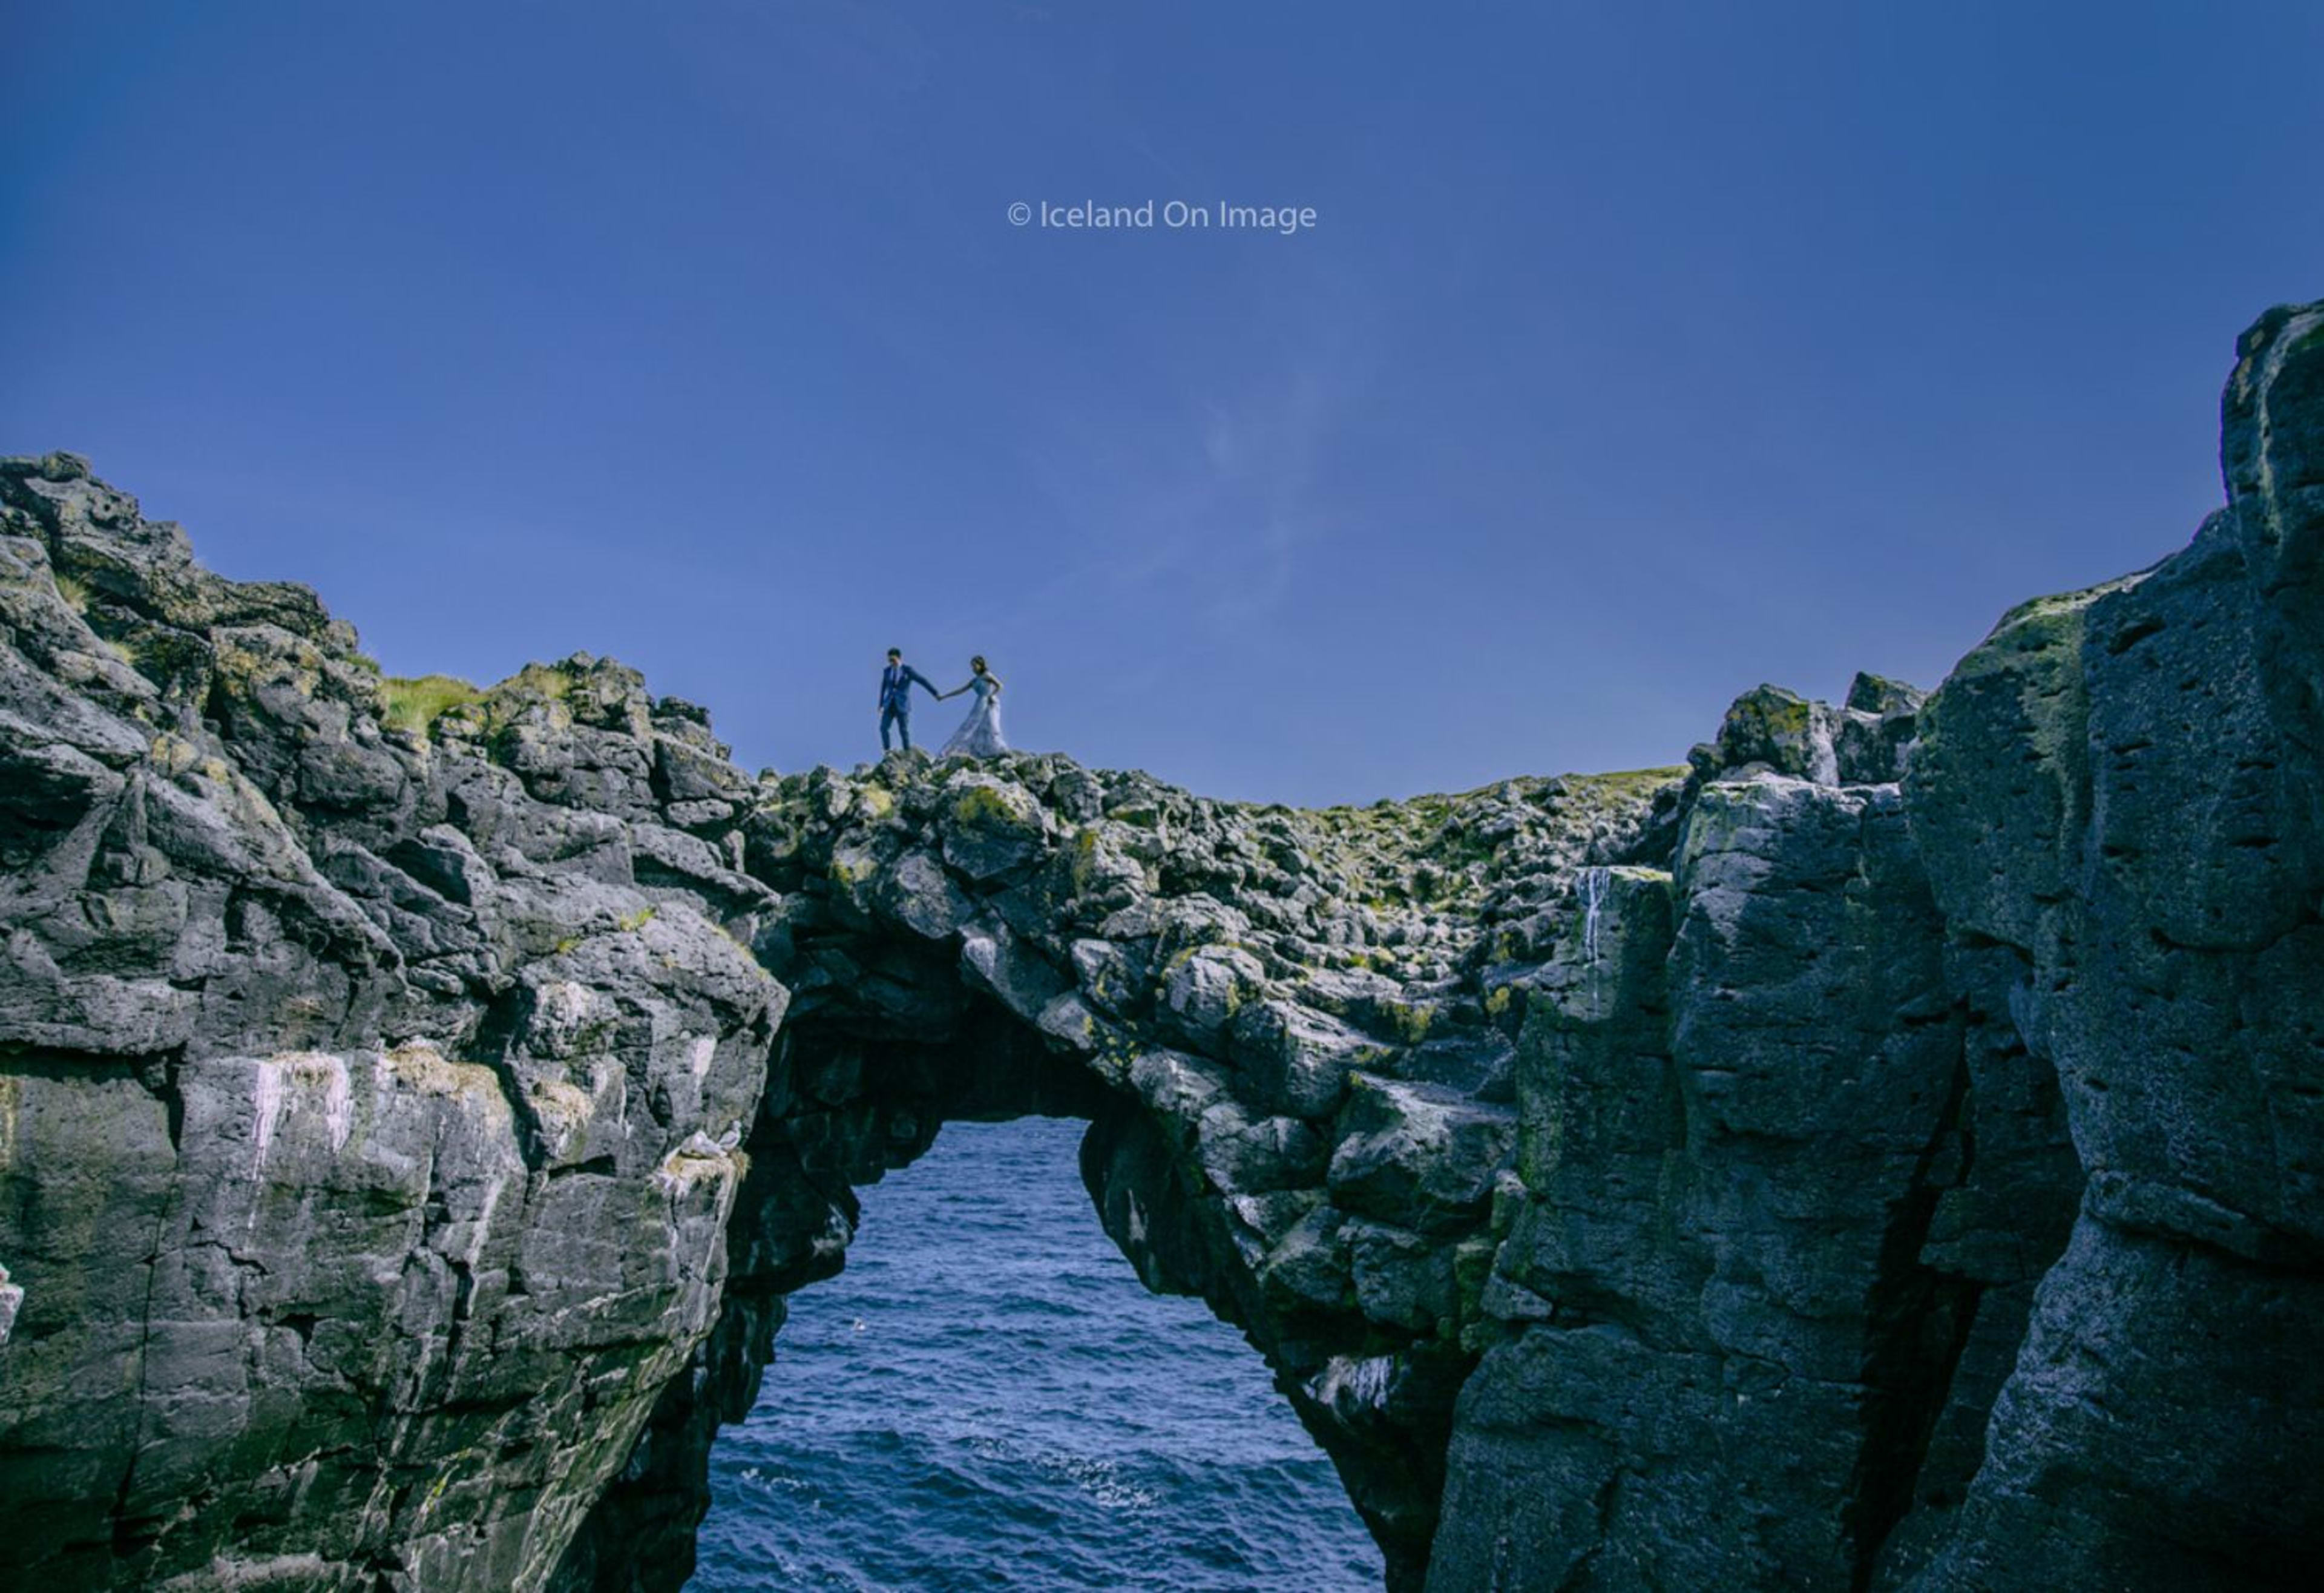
[0,441,1678,1591]
[0,456,786,1589]
[1425,298,2324,1591]
[2,298,2319,1592]
[1426,689,2086,1590]
[703,752,1678,1588]
[1890,300,2324,1589]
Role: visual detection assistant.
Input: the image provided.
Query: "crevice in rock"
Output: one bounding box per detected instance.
[1841,1034,1980,1591]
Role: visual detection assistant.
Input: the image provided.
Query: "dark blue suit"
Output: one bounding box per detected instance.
[878,662,940,752]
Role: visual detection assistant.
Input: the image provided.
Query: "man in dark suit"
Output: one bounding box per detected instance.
[877,648,942,754]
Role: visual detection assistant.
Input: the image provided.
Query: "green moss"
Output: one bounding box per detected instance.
[1572,766,1687,798]
[467,663,577,734]
[1068,826,1108,890]
[497,662,574,700]
[1726,686,1813,735]
[952,783,1020,826]
[1981,576,2139,660]
[615,906,657,933]
[381,674,484,737]
[1381,999,1436,1044]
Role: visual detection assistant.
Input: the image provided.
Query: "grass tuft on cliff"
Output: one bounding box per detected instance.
[381,674,483,737]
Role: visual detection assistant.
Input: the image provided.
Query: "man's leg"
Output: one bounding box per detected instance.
[897,711,912,752]
[879,706,898,752]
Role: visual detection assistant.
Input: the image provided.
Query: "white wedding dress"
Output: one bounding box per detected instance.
[938,675,1008,758]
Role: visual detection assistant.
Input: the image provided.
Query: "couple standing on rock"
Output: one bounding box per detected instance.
[878,648,1008,760]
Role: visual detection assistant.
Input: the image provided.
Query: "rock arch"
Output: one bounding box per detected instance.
[552,752,1678,1592]
[4,296,2322,1593]
[0,447,1670,1591]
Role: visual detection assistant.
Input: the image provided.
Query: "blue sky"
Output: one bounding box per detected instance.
[5,2,2319,805]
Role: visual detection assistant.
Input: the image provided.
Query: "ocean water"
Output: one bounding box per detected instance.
[691,1115,1385,1592]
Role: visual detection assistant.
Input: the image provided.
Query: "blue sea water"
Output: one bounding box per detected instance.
[690,1115,1386,1592]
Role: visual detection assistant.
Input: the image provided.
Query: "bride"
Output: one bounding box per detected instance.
[937,655,1008,758]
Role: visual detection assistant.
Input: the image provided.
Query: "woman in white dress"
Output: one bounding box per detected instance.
[937,655,1008,758]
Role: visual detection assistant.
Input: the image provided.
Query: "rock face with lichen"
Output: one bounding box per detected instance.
[1423,298,2324,1591]
[2,298,2320,1592]
[0,453,784,1589]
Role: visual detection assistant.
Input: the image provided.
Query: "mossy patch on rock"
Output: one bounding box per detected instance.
[381,672,483,737]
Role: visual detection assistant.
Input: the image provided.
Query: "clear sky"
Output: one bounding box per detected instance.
[5,3,2319,805]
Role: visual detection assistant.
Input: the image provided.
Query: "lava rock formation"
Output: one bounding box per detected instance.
[2,299,2317,1591]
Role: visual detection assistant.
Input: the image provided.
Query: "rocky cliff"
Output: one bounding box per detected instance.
[2,299,2318,1592]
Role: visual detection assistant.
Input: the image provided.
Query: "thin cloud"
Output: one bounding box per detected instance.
[1013,347,1359,636]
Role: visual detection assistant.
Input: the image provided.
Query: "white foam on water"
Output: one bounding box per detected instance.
[1028,1450,1158,1513]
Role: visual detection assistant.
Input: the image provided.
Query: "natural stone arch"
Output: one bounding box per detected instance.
[8,448,2008,1593]
[8,297,2321,1593]
[0,448,1675,1592]
[0,445,2134,1593]
[554,754,1683,1592]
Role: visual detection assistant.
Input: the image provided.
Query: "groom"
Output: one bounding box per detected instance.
[876,647,942,754]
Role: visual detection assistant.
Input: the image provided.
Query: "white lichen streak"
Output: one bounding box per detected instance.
[1577,865,1611,1019]
[1305,1353,1397,1415]
[467,1174,507,1270]
[0,1260,23,1348]
[1577,865,1610,965]
[653,1132,737,1198]
[252,1051,355,1174]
